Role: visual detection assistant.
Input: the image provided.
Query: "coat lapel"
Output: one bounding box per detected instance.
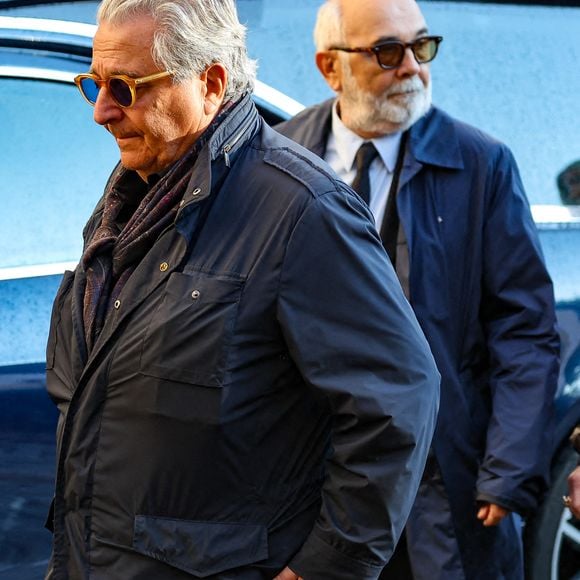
[397,107,465,251]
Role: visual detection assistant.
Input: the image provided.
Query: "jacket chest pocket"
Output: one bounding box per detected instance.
[139,270,245,387]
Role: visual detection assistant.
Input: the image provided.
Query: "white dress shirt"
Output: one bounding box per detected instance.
[324,101,403,229]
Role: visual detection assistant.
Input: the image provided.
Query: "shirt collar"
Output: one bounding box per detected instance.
[331,100,403,173]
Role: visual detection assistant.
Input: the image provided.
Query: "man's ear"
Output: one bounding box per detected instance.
[201,63,227,114]
[315,51,343,92]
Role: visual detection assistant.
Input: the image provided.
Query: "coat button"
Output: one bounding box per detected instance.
[114,299,121,309]
[191,290,201,300]
[192,188,201,197]
[160,262,169,272]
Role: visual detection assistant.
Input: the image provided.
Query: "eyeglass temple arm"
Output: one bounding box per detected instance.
[134,71,173,87]
[328,46,374,54]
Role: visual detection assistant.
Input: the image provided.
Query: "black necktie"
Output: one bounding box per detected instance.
[351,142,378,205]
[380,132,408,267]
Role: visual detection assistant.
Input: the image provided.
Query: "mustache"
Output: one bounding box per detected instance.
[383,78,426,97]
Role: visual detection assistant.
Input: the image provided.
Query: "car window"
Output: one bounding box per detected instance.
[0,77,118,270]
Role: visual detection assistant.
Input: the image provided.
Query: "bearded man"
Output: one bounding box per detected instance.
[276,0,560,579]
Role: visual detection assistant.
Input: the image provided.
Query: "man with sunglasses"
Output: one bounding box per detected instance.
[44,0,441,578]
[276,0,559,578]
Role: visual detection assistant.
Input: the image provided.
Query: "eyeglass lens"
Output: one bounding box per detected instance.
[377,38,437,68]
[79,77,133,107]
[109,78,133,107]
[79,77,100,104]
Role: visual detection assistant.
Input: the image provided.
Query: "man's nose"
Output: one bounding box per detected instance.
[396,47,422,77]
[93,86,123,126]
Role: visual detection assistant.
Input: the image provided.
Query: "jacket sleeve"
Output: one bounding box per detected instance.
[276,184,440,578]
[475,144,560,515]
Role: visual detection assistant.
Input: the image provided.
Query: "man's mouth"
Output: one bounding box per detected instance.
[390,89,417,97]
[106,126,140,142]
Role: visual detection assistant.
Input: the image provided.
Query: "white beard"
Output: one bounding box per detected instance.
[339,65,432,135]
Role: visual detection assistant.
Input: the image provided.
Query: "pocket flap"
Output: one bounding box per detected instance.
[133,515,268,577]
[139,271,245,387]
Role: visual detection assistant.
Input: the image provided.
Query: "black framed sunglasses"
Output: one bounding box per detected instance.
[329,35,443,70]
[73,70,173,108]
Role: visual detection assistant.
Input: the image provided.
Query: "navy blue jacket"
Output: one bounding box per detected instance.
[45,95,440,579]
[277,100,560,579]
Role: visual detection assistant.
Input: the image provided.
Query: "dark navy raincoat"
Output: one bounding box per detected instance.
[44,95,440,579]
[277,100,560,580]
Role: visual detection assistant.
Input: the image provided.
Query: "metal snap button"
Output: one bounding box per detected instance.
[114,299,121,309]
[160,262,169,272]
[191,290,201,300]
[192,188,201,197]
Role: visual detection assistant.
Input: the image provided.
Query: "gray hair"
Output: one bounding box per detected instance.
[313,0,345,52]
[97,0,257,100]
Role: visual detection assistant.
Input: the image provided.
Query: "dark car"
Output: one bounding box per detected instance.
[1,2,579,579]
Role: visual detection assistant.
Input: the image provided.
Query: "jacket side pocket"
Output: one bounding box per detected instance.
[132,515,268,577]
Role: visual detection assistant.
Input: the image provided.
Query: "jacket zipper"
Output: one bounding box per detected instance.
[221,113,255,167]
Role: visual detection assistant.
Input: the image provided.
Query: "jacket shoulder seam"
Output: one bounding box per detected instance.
[257,145,342,199]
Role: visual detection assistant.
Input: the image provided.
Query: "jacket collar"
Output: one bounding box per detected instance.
[173,93,260,232]
[207,92,261,165]
[407,106,464,170]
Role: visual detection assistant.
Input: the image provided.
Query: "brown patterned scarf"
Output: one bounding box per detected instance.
[82,106,230,353]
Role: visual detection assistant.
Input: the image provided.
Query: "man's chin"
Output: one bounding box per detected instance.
[384,98,430,131]
[119,153,144,172]
[120,154,136,168]
[359,107,424,135]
